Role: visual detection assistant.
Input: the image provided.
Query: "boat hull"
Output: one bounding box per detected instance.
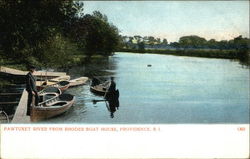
[37,81,70,92]
[69,77,89,87]
[49,75,71,82]
[90,86,107,96]
[31,97,75,122]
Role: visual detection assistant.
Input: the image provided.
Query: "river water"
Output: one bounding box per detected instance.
[42,52,249,124]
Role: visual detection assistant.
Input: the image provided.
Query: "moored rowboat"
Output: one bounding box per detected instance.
[90,81,110,96]
[31,94,75,122]
[36,81,70,92]
[49,75,71,82]
[36,81,56,90]
[69,77,89,87]
[38,87,62,103]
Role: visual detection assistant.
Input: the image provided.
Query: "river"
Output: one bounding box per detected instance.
[40,52,249,123]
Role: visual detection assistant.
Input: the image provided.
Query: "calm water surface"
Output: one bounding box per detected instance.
[43,52,249,124]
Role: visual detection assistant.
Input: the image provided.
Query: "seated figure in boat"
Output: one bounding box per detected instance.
[91,77,100,86]
[108,77,116,92]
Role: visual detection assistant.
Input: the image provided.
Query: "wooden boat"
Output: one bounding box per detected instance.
[38,86,62,95]
[49,75,71,82]
[38,87,62,103]
[36,81,70,92]
[31,94,75,122]
[36,81,56,90]
[69,77,89,87]
[0,66,66,83]
[90,81,110,96]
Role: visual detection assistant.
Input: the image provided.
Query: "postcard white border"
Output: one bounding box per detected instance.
[1,124,249,158]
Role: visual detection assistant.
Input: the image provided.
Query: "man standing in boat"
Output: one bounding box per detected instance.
[26,66,38,116]
[108,77,116,92]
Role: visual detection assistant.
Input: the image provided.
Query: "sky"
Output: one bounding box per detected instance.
[83,1,249,42]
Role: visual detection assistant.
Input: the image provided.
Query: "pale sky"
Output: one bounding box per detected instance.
[83,1,249,42]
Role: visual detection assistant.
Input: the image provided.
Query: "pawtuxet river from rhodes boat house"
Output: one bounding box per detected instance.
[41,52,249,124]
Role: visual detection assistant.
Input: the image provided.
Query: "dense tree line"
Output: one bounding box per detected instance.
[121,35,250,51]
[121,35,250,61]
[0,0,120,68]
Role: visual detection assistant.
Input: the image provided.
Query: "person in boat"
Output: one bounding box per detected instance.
[108,77,116,92]
[104,77,116,99]
[91,77,100,86]
[26,65,39,116]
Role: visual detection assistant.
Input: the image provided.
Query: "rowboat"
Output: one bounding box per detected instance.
[69,77,89,87]
[90,82,110,96]
[38,87,62,103]
[36,81,56,90]
[49,75,71,82]
[31,94,75,122]
[36,81,70,92]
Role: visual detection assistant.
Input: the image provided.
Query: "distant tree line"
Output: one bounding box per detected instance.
[120,35,250,62]
[0,0,120,68]
[121,35,250,51]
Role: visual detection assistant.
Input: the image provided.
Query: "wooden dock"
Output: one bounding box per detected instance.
[11,89,31,123]
[0,66,67,79]
[0,93,22,96]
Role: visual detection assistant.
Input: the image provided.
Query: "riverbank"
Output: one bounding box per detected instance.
[0,54,106,87]
[1,48,249,88]
[118,48,250,64]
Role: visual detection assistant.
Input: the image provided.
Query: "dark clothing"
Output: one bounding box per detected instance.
[27,91,39,115]
[26,72,37,93]
[25,72,38,116]
[106,89,119,118]
[108,80,116,92]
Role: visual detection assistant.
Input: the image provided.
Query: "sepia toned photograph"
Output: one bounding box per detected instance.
[0,0,249,158]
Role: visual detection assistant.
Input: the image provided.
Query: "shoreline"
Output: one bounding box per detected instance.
[116,48,250,66]
[1,48,249,86]
[117,48,248,59]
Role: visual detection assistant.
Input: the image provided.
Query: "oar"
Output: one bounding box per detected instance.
[105,100,110,112]
[92,99,107,104]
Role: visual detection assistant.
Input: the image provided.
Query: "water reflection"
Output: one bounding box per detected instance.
[61,56,118,79]
[106,89,120,118]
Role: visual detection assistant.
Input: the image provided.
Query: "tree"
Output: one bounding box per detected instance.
[148,36,156,45]
[170,42,180,48]
[138,42,145,51]
[179,35,207,48]
[73,12,120,56]
[207,39,217,49]
[233,35,249,50]
[0,0,81,66]
[156,38,161,44]
[134,35,142,43]
[93,10,108,22]
[162,38,168,45]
